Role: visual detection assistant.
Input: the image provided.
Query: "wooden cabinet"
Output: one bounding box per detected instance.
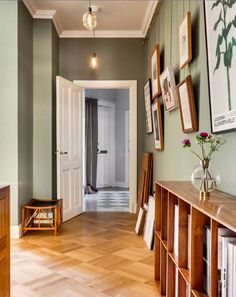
[154,181,236,297]
[0,186,10,297]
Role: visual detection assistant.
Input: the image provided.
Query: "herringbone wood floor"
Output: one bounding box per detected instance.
[11,212,156,297]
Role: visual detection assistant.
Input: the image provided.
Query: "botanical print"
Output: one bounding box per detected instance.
[179,12,192,69]
[151,100,163,150]
[144,80,153,133]
[205,0,236,133]
[153,109,160,142]
[159,66,179,111]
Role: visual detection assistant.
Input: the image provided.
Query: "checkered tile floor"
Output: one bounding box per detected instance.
[84,191,129,212]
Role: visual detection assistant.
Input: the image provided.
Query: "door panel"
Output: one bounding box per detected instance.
[97,104,112,188]
[57,76,83,221]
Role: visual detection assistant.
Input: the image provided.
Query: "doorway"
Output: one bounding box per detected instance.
[57,78,137,219]
[83,89,130,212]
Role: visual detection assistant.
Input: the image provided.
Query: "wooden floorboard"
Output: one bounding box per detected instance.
[11,212,156,297]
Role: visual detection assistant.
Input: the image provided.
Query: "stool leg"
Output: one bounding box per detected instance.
[22,207,25,235]
[54,208,58,236]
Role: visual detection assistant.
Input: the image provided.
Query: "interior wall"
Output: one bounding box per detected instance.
[59,38,145,174]
[33,20,59,199]
[144,0,236,196]
[18,1,33,223]
[0,1,18,225]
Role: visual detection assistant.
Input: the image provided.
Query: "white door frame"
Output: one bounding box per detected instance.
[125,110,129,189]
[97,99,116,188]
[74,80,137,214]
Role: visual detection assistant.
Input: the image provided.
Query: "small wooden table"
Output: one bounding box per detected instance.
[22,199,63,235]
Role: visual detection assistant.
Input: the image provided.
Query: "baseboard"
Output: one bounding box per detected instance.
[115,182,127,188]
[10,224,22,239]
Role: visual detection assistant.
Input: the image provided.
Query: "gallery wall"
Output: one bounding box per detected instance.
[144,0,236,196]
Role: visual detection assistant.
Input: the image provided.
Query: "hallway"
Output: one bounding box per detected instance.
[11,213,156,297]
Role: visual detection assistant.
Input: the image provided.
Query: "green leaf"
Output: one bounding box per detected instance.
[215,34,223,55]
[213,11,223,31]
[211,0,222,10]
[224,43,233,68]
[214,53,221,72]
[232,37,236,46]
[233,15,236,28]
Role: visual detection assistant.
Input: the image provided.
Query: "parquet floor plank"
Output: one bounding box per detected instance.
[11,212,155,297]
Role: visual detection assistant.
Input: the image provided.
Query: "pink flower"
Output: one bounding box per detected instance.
[182,138,191,147]
[199,132,209,138]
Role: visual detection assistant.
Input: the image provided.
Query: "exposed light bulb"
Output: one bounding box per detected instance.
[83,7,97,31]
[90,53,97,69]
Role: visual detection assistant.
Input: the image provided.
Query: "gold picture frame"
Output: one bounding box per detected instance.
[151,99,164,150]
[151,45,161,99]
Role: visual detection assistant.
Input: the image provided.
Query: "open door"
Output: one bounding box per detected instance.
[56,76,83,222]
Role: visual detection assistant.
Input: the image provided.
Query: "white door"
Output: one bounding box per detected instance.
[56,76,83,222]
[97,101,115,188]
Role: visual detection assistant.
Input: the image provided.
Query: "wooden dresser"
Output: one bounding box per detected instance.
[0,186,10,297]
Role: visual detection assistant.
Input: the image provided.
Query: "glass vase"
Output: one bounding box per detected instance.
[191,159,220,200]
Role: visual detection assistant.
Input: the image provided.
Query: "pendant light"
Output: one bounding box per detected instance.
[83,1,97,31]
[90,29,97,69]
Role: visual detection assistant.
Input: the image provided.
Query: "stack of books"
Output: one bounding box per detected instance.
[203,225,236,297]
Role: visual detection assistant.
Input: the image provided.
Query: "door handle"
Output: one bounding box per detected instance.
[60,151,68,155]
[98,150,108,154]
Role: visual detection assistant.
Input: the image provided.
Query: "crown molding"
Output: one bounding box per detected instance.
[60,30,144,38]
[141,0,159,37]
[23,0,158,38]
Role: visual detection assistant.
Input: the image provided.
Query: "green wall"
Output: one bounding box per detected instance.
[59,38,145,170]
[144,0,236,196]
[18,1,33,222]
[33,20,59,199]
[0,1,18,225]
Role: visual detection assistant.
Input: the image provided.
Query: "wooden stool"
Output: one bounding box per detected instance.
[22,199,63,235]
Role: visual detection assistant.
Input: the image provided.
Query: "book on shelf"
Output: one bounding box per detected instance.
[227,242,236,297]
[203,226,235,297]
[221,236,236,297]
[174,205,179,256]
[217,228,235,297]
[203,225,210,296]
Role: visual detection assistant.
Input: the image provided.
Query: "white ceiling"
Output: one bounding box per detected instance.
[23,0,158,38]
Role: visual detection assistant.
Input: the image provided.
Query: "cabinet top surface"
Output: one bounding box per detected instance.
[156,181,236,232]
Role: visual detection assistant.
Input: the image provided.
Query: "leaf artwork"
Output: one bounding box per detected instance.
[212,0,236,111]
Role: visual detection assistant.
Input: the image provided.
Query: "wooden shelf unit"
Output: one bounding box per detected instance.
[154,181,236,297]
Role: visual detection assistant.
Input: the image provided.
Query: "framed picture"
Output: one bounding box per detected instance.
[144,79,153,133]
[204,0,236,133]
[179,12,192,69]
[159,66,179,111]
[151,45,161,99]
[151,99,164,150]
[135,207,146,235]
[178,75,198,133]
[143,196,155,250]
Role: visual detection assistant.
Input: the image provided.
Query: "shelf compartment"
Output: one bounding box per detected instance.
[179,267,190,285]
[191,207,210,293]
[155,184,161,232]
[178,199,190,268]
[161,239,168,251]
[167,254,176,297]
[167,192,178,252]
[160,243,167,296]
[178,270,190,297]
[161,188,168,241]
[191,289,207,297]
[154,234,160,282]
